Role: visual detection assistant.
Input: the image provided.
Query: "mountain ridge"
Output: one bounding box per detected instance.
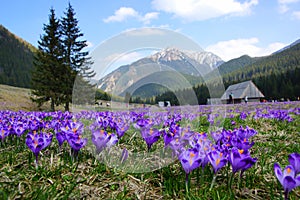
[97,47,224,95]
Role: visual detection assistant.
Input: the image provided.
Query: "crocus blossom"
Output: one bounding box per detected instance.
[288,153,300,174]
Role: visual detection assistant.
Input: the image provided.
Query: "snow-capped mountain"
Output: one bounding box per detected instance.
[148,47,224,69]
[97,47,224,95]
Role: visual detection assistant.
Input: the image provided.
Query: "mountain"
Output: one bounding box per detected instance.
[97,47,223,96]
[221,41,300,83]
[216,55,262,76]
[272,39,300,54]
[156,40,300,105]
[0,25,36,88]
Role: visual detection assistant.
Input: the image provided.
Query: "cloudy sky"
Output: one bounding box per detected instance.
[1,0,300,62]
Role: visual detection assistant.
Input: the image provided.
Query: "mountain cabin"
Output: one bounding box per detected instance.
[220,80,265,104]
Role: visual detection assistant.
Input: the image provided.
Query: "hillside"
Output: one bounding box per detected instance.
[222,42,300,83]
[217,55,262,76]
[0,25,36,88]
[0,84,40,111]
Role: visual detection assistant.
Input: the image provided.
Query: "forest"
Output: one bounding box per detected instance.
[0,25,36,88]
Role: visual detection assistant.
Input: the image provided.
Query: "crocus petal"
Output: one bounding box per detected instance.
[288,153,300,174]
[282,176,296,193]
[274,163,283,184]
[296,175,300,187]
[283,165,295,179]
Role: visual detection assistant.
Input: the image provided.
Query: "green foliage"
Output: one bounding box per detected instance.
[31,8,64,111]
[60,3,95,111]
[95,89,111,101]
[0,25,36,88]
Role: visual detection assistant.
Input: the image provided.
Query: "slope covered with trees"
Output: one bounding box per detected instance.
[0,25,36,88]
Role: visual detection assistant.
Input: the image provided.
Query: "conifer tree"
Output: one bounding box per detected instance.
[60,3,95,111]
[31,8,63,111]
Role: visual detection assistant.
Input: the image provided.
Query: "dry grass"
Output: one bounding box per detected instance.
[0,84,63,111]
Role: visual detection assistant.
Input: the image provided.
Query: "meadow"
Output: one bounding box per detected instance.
[0,101,299,199]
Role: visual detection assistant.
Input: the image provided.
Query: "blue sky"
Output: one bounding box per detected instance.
[1,0,300,62]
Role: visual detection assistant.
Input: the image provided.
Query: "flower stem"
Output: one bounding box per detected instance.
[228,173,234,196]
[185,173,189,193]
[284,191,289,200]
[210,174,217,191]
[238,171,242,190]
[35,155,39,170]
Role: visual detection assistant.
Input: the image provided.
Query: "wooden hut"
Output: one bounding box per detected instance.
[221,80,264,104]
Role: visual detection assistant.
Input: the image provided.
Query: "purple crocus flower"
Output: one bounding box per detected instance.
[208,149,228,174]
[239,112,247,120]
[66,134,87,156]
[235,126,257,139]
[115,124,129,138]
[13,122,26,137]
[179,148,202,175]
[166,135,186,157]
[91,129,118,154]
[134,118,152,129]
[274,163,300,200]
[211,130,224,143]
[92,129,108,153]
[55,131,66,148]
[61,121,84,136]
[26,131,52,168]
[288,153,300,174]
[141,128,160,151]
[229,147,257,174]
[178,148,202,191]
[162,129,174,146]
[231,137,254,151]
[106,133,118,148]
[0,127,9,141]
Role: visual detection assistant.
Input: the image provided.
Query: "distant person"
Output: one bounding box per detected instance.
[244,96,248,104]
[164,101,168,107]
[228,94,232,104]
[229,92,234,104]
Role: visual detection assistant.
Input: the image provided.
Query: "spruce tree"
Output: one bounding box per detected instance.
[60,3,95,111]
[31,8,63,111]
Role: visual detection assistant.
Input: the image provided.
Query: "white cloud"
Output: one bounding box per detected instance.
[205,38,286,61]
[278,0,300,13]
[103,7,138,23]
[151,0,258,21]
[141,12,159,24]
[103,7,159,24]
[292,10,300,19]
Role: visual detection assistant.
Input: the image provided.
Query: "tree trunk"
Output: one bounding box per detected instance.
[65,100,69,111]
[51,99,55,112]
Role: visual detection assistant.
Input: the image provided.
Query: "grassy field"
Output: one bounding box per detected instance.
[0,84,65,111]
[0,92,299,199]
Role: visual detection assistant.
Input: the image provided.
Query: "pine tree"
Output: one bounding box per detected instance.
[60,3,95,111]
[31,8,63,111]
